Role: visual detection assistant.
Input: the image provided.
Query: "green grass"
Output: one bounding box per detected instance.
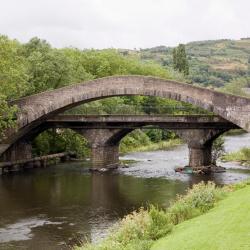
[223,129,246,136]
[151,185,250,250]
[75,182,227,250]
[222,147,250,166]
[120,139,182,154]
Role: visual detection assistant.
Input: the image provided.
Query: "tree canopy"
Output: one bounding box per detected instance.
[0,35,208,157]
[172,44,189,76]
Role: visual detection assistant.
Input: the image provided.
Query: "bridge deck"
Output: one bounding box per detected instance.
[46,115,238,129]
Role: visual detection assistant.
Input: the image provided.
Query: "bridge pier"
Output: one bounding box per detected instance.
[75,128,131,169]
[175,128,227,169]
[90,144,119,169]
[189,145,212,167]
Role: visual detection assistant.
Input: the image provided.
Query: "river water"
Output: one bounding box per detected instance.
[0,133,250,249]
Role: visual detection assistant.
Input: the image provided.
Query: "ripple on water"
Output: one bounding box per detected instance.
[119,134,250,184]
[0,134,249,249]
[0,217,63,243]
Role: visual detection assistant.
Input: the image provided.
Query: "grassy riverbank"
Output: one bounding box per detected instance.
[120,138,182,154]
[224,129,246,136]
[76,181,244,250]
[222,147,250,166]
[152,183,250,250]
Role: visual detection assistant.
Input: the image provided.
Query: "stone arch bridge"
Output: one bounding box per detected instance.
[0,76,249,169]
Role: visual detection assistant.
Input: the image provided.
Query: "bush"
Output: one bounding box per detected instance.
[242,148,250,159]
[80,207,172,250]
[147,206,173,240]
[120,130,152,153]
[77,182,227,250]
[222,147,250,164]
[212,136,225,164]
[168,181,225,224]
[32,129,89,157]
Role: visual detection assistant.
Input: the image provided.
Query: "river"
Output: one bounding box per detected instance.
[0,133,250,249]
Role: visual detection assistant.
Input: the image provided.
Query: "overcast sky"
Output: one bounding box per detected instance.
[0,0,249,49]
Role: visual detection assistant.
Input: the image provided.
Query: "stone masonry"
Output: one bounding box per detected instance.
[1,75,249,159]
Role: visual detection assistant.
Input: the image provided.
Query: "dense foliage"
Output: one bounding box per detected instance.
[220,76,250,97]
[0,35,195,157]
[0,36,28,135]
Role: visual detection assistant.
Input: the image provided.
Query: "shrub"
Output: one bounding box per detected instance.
[168,182,226,224]
[77,182,227,250]
[212,136,225,164]
[147,206,173,240]
[242,148,250,160]
[79,207,172,250]
[222,147,250,164]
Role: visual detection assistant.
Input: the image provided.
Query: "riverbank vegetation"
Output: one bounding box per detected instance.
[76,181,250,250]
[224,129,246,136]
[152,182,250,250]
[120,129,182,154]
[120,138,182,154]
[222,147,250,166]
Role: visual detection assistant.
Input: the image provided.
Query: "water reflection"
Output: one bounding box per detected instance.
[0,217,63,243]
[0,165,191,249]
[0,133,249,249]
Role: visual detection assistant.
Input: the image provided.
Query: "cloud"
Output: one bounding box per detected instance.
[0,0,249,49]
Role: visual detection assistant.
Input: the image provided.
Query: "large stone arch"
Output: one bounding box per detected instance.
[1,75,250,157]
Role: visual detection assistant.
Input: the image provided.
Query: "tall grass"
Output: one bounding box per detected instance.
[168,182,226,225]
[76,182,227,250]
[120,139,182,154]
[222,147,250,165]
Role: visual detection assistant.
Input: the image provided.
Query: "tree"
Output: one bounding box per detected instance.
[0,35,28,99]
[0,35,193,157]
[212,136,225,165]
[26,49,72,93]
[172,44,189,75]
[23,38,74,94]
[22,37,51,56]
[62,48,94,83]
[221,77,250,97]
[0,95,17,137]
[0,36,28,135]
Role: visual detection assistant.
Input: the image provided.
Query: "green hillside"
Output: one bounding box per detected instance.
[128,38,250,87]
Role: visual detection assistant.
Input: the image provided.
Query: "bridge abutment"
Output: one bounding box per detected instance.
[0,140,32,162]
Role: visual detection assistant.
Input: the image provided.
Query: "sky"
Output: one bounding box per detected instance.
[0,0,249,49]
